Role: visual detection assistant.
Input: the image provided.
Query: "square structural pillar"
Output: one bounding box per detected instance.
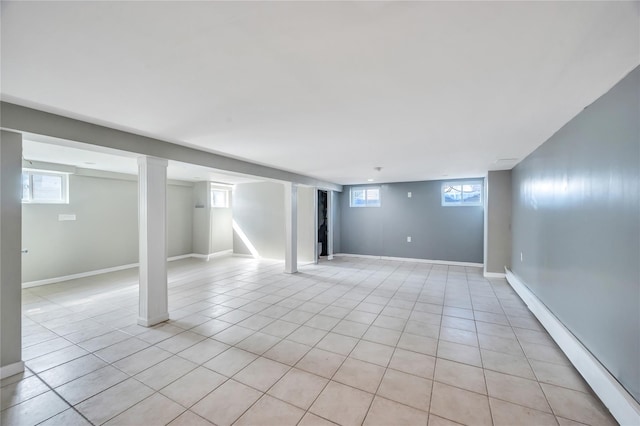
[284,182,298,274]
[137,156,169,327]
[0,131,25,378]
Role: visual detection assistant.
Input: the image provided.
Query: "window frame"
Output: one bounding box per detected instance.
[349,186,381,208]
[210,187,230,208]
[22,169,70,205]
[441,180,483,207]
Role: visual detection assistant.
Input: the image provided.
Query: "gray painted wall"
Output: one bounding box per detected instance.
[22,172,194,282]
[485,170,512,273]
[1,131,23,369]
[210,208,233,254]
[340,180,484,263]
[511,67,639,402]
[232,181,285,260]
[332,191,341,254]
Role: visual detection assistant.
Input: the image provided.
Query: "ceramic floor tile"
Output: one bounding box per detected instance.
[161,366,226,408]
[540,383,616,426]
[156,331,206,353]
[39,408,92,426]
[350,340,394,367]
[112,346,173,375]
[521,341,571,365]
[377,368,432,411]
[480,349,536,379]
[134,355,197,390]
[190,319,233,337]
[235,331,281,355]
[363,395,429,426]
[75,378,154,425]
[234,357,290,392]
[333,357,385,393]
[263,340,311,366]
[26,345,89,373]
[55,365,129,405]
[436,340,483,367]
[0,391,69,426]
[478,333,525,357]
[490,397,557,426]
[434,358,486,394]
[237,314,276,331]
[77,330,131,352]
[362,326,401,346]
[267,368,329,409]
[372,315,407,331]
[397,333,438,356]
[93,337,150,363]
[137,323,185,345]
[439,327,478,347]
[309,381,374,426]
[295,347,346,378]
[203,347,257,377]
[331,319,369,338]
[427,414,464,426]
[287,326,328,346]
[315,333,359,356]
[1,375,49,410]
[22,338,74,360]
[484,370,551,413]
[388,348,436,379]
[191,379,262,426]
[104,393,185,426]
[260,320,300,338]
[38,354,107,388]
[298,412,338,426]
[405,320,441,339]
[430,382,492,426]
[167,410,215,426]
[235,394,305,426]
[177,338,229,365]
[529,359,591,393]
[212,324,255,345]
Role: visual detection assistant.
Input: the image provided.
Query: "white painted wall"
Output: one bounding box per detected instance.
[297,185,315,263]
[232,181,285,260]
[22,169,193,283]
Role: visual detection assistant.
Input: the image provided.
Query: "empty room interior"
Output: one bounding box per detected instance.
[0,2,639,426]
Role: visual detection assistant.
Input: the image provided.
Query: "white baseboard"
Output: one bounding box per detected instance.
[0,361,25,379]
[505,269,640,426]
[334,253,483,268]
[137,313,170,327]
[483,271,506,278]
[22,251,234,288]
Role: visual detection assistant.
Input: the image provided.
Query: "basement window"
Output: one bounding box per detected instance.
[350,186,381,207]
[211,188,230,208]
[22,170,69,204]
[441,180,483,206]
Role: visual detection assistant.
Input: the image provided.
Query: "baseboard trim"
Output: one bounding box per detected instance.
[22,251,234,288]
[483,271,506,278]
[334,253,483,268]
[0,361,25,379]
[137,313,170,327]
[505,268,640,426]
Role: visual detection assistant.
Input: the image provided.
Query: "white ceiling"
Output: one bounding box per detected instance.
[2,1,638,185]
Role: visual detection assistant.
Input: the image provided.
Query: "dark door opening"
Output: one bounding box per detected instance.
[317,190,328,257]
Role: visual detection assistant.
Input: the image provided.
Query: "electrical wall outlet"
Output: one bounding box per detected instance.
[407,192,412,198]
[407,236,412,243]
[58,214,76,221]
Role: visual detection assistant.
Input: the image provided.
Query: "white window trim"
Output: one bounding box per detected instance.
[210,185,231,208]
[350,186,381,208]
[22,169,70,204]
[441,180,483,207]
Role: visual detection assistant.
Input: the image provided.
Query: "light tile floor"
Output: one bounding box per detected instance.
[1,256,617,425]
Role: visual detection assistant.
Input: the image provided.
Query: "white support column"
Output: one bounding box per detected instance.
[0,131,25,378]
[137,156,169,327]
[327,191,334,260]
[284,182,298,274]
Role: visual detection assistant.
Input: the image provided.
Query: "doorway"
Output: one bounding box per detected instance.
[317,190,328,258]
